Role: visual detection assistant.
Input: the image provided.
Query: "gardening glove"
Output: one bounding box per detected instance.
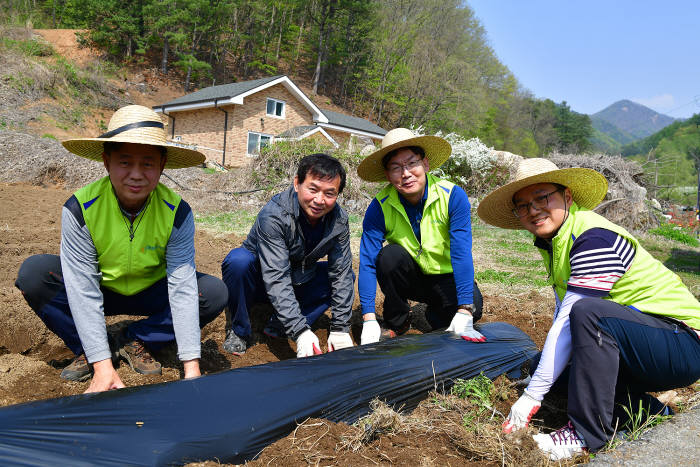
[502,390,541,433]
[360,319,381,345]
[296,329,321,358]
[447,310,486,342]
[327,331,354,351]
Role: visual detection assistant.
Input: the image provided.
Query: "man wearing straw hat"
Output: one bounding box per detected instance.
[356,128,483,345]
[15,105,228,393]
[478,158,700,460]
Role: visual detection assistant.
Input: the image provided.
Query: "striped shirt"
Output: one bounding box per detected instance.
[567,228,635,297]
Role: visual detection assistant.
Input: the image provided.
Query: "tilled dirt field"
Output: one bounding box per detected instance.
[0,181,694,466]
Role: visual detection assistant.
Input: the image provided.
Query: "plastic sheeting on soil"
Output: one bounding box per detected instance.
[0,322,537,466]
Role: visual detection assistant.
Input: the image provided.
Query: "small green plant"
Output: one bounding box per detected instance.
[41,133,57,140]
[649,222,699,247]
[618,397,672,441]
[451,373,494,413]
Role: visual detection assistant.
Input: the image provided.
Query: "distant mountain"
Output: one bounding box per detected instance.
[592,99,676,141]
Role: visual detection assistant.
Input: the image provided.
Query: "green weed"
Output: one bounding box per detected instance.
[476,269,549,288]
[195,210,258,235]
[649,222,699,247]
[451,373,493,413]
[0,38,54,56]
[41,133,56,140]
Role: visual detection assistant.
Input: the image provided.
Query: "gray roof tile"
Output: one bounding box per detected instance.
[321,109,386,136]
[158,75,284,107]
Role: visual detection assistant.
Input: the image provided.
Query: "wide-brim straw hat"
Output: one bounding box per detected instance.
[477,158,608,229]
[62,105,205,169]
[357,128,451,182]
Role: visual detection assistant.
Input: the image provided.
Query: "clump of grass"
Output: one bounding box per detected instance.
[0,37,54,57]
[342,399,407,451]
[476,269,549,288]
[649,222,699,247]
[195,210,258,235]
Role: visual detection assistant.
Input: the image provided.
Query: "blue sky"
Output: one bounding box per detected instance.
[468,1,700,118]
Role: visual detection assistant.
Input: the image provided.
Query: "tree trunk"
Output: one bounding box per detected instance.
[161,36,169,74]
[312,31,324,94]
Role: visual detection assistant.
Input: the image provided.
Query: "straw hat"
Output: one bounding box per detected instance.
[477,158,608,229]
[357,128,451,182]
[62,105,205,169]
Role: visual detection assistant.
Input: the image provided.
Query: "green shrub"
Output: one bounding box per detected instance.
[649,222,699,247]
[0,38,54,57]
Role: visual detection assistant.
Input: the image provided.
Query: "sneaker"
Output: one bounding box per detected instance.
[223,329,247,355]
[379,317,411,341]
[119,339,162,375]
[60,354,92,382]
[533,421,588,460]
[262,323,285,339]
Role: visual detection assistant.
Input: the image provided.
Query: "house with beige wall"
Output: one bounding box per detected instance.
[153,75,386,167]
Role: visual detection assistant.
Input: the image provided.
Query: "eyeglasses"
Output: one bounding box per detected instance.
[512,189,563,218]
[386,158,423,177]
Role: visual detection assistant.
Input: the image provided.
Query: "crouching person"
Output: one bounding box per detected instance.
[15,105,228,393]
[221,153,354,357]
[478,158,700,460]
[355,129,483,345]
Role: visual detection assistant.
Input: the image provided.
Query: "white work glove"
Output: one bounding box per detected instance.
[360,319,381,345]
[502,390,541,433]
[295,329,321,358]
[327,331,354,351]
[446,310,486,342]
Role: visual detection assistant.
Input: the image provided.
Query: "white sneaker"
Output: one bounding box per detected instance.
[533,421,588,460]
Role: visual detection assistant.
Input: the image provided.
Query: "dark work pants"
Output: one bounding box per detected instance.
[220,247,337,339]
[15,254,227,356]
[565,298,700,451]
[375,243,483,331]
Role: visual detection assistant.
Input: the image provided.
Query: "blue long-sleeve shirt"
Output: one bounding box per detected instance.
[358,179,475,314]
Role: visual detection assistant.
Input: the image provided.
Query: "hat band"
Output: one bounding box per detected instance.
[99,121,164,139]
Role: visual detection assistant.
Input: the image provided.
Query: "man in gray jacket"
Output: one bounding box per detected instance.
[221,153,354,357]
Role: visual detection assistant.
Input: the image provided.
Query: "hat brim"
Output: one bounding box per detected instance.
[357,135,451,182]
[62,138,205,169]
[477,168,608,229]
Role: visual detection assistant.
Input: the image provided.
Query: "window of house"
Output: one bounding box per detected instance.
[247,131,273,156]
[266,98,285,118]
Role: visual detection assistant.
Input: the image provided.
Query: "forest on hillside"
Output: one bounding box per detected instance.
[3,0,594,157]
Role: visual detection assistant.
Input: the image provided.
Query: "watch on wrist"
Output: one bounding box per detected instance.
[457,304,474,313]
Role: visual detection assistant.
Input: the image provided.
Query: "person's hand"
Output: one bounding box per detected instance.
[183,359,201,379]
[502,390,541,433]
[84,359,125,393]
[296,329,321,358]
[327,331,354,351]
[361,319,381,345]
[447,310,486,342]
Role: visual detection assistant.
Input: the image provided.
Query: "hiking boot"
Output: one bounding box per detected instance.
[533,421,588,460]
[60,354,91,382]
[223,329,247,355]
[119,339,162,375]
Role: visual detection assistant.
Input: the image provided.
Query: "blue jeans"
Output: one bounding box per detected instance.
[221,247,337,339]
[15,254,227,355]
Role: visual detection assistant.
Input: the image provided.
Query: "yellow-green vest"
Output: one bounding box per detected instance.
[377,173,454,274]
[540,202,700,329]
[74,176,180,296]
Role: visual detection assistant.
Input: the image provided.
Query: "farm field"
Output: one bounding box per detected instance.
[0,179,698,465]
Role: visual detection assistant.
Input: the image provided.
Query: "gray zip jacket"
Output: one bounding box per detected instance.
[242,184,354,340]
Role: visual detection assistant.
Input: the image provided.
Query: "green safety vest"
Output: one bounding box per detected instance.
[540,202,700,329]
[377,173,454,274]
[74,176,180,296]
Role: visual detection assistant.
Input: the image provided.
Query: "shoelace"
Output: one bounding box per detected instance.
[129,341,155,363]
[550,422,583,445]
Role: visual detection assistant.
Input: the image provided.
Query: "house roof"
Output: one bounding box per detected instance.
[153,75,386,138]
[158,76,283,107]
[320,109,387,136]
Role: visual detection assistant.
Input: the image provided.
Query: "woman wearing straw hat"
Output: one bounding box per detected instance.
[478,158,700,460]
[15,105,227,393]
[356,128,483,345]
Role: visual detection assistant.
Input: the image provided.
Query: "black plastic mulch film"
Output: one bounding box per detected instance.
[0,322,537,466]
